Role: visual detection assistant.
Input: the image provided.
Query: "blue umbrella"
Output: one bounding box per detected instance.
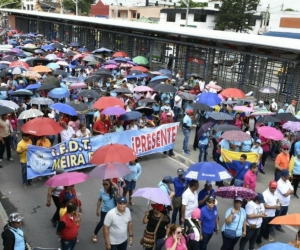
[92,47,113,53]
[78,47,89,53]
[126,74,148,79]
[183,162,232,181]
[47,63,60,70]
[114,57,127,62]
[41,45,54,51]
[16,53,27,58]
[196,92,222,106]
[260,243,298,250]
[63,77,80,83]
[70,42,80,47]
[8,40,18,45]
[50,103,77,116]
[119,111,142,121]
[159,69,172,75]
[23,39,33,43]
[150,75,169,82]
[0,64,9,69]
[48,88,70,99]
[26,83,41,90]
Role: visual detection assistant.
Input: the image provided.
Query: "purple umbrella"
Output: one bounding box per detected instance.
[197,121,215,138]
[127,61,137,66]
[104,60,117,65]
[10,48,22,53]
[89,162,131,179]
[102,107,126,116]
[214,186,257,200]
[131,187,171,205]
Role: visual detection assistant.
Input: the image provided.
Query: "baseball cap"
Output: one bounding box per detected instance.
[117,197,127,203]
[256,139,261,144]
[191,208,201,219]
[234,196,243,202]
[177,168,184,175]
[255,193,265,203]
[175,96,181,102]
[163,175,173,183]
[282,144,289,150]
[269,180,277,188]
[246,131,251,135]
[272,98,275,102]
[206,195,216,202]
[205,180,212,186]
[151,203,164,212]
[186,109,193,115]
[8,212,23,223]
[63,192,76,201]
[259,100,264,104]
[284,103,289,107]
[281,169,289,177]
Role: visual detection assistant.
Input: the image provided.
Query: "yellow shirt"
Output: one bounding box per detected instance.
[59,207,67,218]
[36,138,51,148]
[17,139,32,163]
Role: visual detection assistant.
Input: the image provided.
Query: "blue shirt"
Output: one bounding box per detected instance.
[158,181,170,195]
[221,207,246,237]
[123,163,142,181]
[241,139,253,152]
[295,141,300,156]
[99,188,116,212]
[293,156,300,175]
[231,160,251,179]
[173,177,186,197]
[183,115,192,127]
[199,132,209,145]
[198,188,215,208]
[200,205,218,234]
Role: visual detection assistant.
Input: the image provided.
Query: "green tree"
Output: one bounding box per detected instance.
[177,0,207,8]
[284,8,294,11]
[214,0,259,33]
[0,0,21,9]
[62,0,94,14]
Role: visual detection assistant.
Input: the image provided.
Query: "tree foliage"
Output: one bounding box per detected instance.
[0,0,21,9]
[214,0,259,33]
[62,0,94,14]
[177,0,207,8]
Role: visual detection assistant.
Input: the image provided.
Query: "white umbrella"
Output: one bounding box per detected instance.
[18,109,44,120]
[0,100,19,110]
[45,54,58,61]
[31,97,54,105]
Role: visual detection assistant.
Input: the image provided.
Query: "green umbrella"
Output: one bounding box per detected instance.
[132,56,149,65]
[23,51,33,56]
[87,61,98,66]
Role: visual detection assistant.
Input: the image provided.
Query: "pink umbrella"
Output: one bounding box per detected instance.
[251,111,274,116]
[102,107,126,116]
[257,126,284,140]
[132,187,171,205]
[104,64,118,69]
[72,54,84,61]
[233,106,254,112]
[282,121,300,132]
[45,172,89,187]
[215,186,257,200]
[206,83,222,91]
[133,86,153,92]
[120,63,133,68]
[56,61,69,66]
[69,82,87,89]
[218,94,225,100]
[89,162,131,179]
[220,130,251,142]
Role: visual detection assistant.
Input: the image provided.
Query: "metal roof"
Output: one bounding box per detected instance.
[2,8,300,53]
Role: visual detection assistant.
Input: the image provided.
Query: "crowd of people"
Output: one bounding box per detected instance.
[0,32,299,250]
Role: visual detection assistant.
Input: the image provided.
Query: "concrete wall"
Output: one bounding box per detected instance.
[109,6,163,19]
[268,12,300,32]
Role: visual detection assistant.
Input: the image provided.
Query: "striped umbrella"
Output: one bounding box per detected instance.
[31,97,54,105]
[220,130,251,142]
[209,111,233,121]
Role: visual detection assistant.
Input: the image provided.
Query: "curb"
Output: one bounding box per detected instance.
[0,200,8,228]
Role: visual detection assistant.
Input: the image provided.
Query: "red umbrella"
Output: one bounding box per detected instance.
[93,97,124,110]
[130,66,148,73]
[9,61,30,70]
[90,144,137,165]
[21,117,63,136]
[220,88,245,98]
[112,51,128,57]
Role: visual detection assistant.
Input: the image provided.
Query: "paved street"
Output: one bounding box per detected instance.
[0,130,298,249]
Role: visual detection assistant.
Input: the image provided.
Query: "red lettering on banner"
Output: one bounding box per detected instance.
[161,129,167,146]
[151,132,156,150]
[187,57,204,65]
[141,135,146,152]
[156,130,161,147]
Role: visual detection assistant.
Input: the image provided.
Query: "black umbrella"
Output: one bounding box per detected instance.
[197,121,215,138]
[190,102,213,111]
[77,90,100,98]
[178,92,196,101]
[75,65,85,70]
[10,90,33,97]
[95,68,111,74]
[84,75,101,83]
[135,107,154,116]
[214,124,241,132]
[26,58,50,66]
[53,70,68,77]
[154,84,177,93]
[112,88,132,94]
[66,100,89,114]
[183,85,193,90]
[43,76,60,87]
[37,84,57,91]
[275,113,299,122]
[139,98,155,103]
[0,106,14,115]
[147,82,160,89]
[51,43,64,49]
[257,116,281,124]
[92,72,112,78]
[2,56,16,62]
[64,51,76,57]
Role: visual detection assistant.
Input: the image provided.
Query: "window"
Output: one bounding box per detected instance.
[137,13,140,19]
[214,4,219,8]
[194,14,206,22]
[181,13,186,20]
[118,11,120,17]
[132,12,136,18]
[167,13,176,22]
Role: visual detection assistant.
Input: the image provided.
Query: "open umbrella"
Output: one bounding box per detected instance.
[135,107,154,116]
[83,55,96,62]
[104,64,118,69]
[46,62,60,70]
[8,66,27,75]
[233,106,254,112]
[114,57,127,63]
[48,88,70,99]
[259,243,298,250]
[77,90,100,98]
[190,102,213,112]
[214,186,257,200]
[10,90,33,97]
[25,83,41,90]
[45,172,89,187]
[257,126,284,140]
[251,110,274,116]
[93,97,124,110]
[220,130,251,142]
[10,61,30,69]
[269,213,300,226]
[69,82,87,89]
[131,66,148,72]
[112,51,128,57]
[22,71,42,79]
[21,117,63,136]
[259,86,277,94]
[132,56,149,65]
[63,77,80,83]
[154,84,177,93]
[131,187,171,205]
[0,100,19,110]
[66,101,89,114]
[221,88,245,98]
[209,112,233,121]
[178,92,196,101]
[196,93,221,106]
[256,116,281,124]
[31,97,54,105]
[183,162,232,181]
[133,86,153,92]
[93,47,113,53]
[282,121,300,132]
[138,98,156,104]
[0,106,14,115]
[31,65,52,73]
[197,121,215,138]
[90,144,136,165]
[159,69,171,75]
[214,124,241,132]
[119,111,142,121]
[50,103,77,116]
[150,75,169,82]
[84,75,101,83]
[206,83,223,91]
[45,54,58,61]
[89,162,131,179]
[275,113,299,122]
[18,109,44,120]
[112,88,132,94]
[102,107,126,116]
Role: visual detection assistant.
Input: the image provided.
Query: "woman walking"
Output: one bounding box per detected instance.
[165,224,187,250]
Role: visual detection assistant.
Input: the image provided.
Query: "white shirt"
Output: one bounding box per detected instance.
[271,102,278,111]
[76,128,91,138]
[262,188,279,217]
[245,200,265,227]
[126,124,139,130]
[208,80,217,93]
[277,178,293,206]
[199,80,205,91]
[60,126,75,141]
[174,96,182,108]
[182,188,198,219]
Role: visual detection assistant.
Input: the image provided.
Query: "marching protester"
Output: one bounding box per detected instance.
[165,224,187,250]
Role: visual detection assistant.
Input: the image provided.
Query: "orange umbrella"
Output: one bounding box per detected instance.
[130,66,148,73]
[269,213,300,226]
[93,97,124,110]
[112,51,128,58]
[31,65,52,73]
[220,88,245,98]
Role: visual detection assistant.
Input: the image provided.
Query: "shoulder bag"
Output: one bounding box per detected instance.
[224,211,241,239]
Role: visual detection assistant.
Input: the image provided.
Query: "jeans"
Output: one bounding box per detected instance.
[198,144,208,162]
[94,211,107,235]
[256,217,274,243]
[10,129,17,149]
[261,151,269,169]
[274,171,281,181]
[220,232,240,250]
[21,163,28,184]
[199,232,213,250]
[163,148,174,156]
[293,174,300,194]
[86,114,94,128]
[111,239,127,250]
[61,238,77,250]
[182,128,191,152]
[173,107,181,122]
[0,135,11,159]
[145,238,165,250]
[239,226,261,250]
[171,205,182,224]
[274,206,288,229]
[51,195,61,223]
[47,135,55,146]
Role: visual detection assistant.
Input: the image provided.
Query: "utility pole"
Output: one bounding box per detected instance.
[60,0,64,14]
[263,4,269,33]
[181,0,190,26]
[71,0,78,15]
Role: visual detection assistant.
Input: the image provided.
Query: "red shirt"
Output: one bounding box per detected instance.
[60,213,78,240]
[93,120,110,134]
[161,118,174,124]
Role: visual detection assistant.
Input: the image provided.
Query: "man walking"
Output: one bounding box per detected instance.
[181,180,199,225]
[182,109,194,155]
[104,197,133,250]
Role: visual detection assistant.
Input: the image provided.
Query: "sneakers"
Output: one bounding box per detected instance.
[8,158,13,161]
[268,236,274,241]
[92,235,97,243]
[23,184,27,189]
[294,193,299,199]
[183,151,190,156]
[27,182,35,187]
[170,155,176,159]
